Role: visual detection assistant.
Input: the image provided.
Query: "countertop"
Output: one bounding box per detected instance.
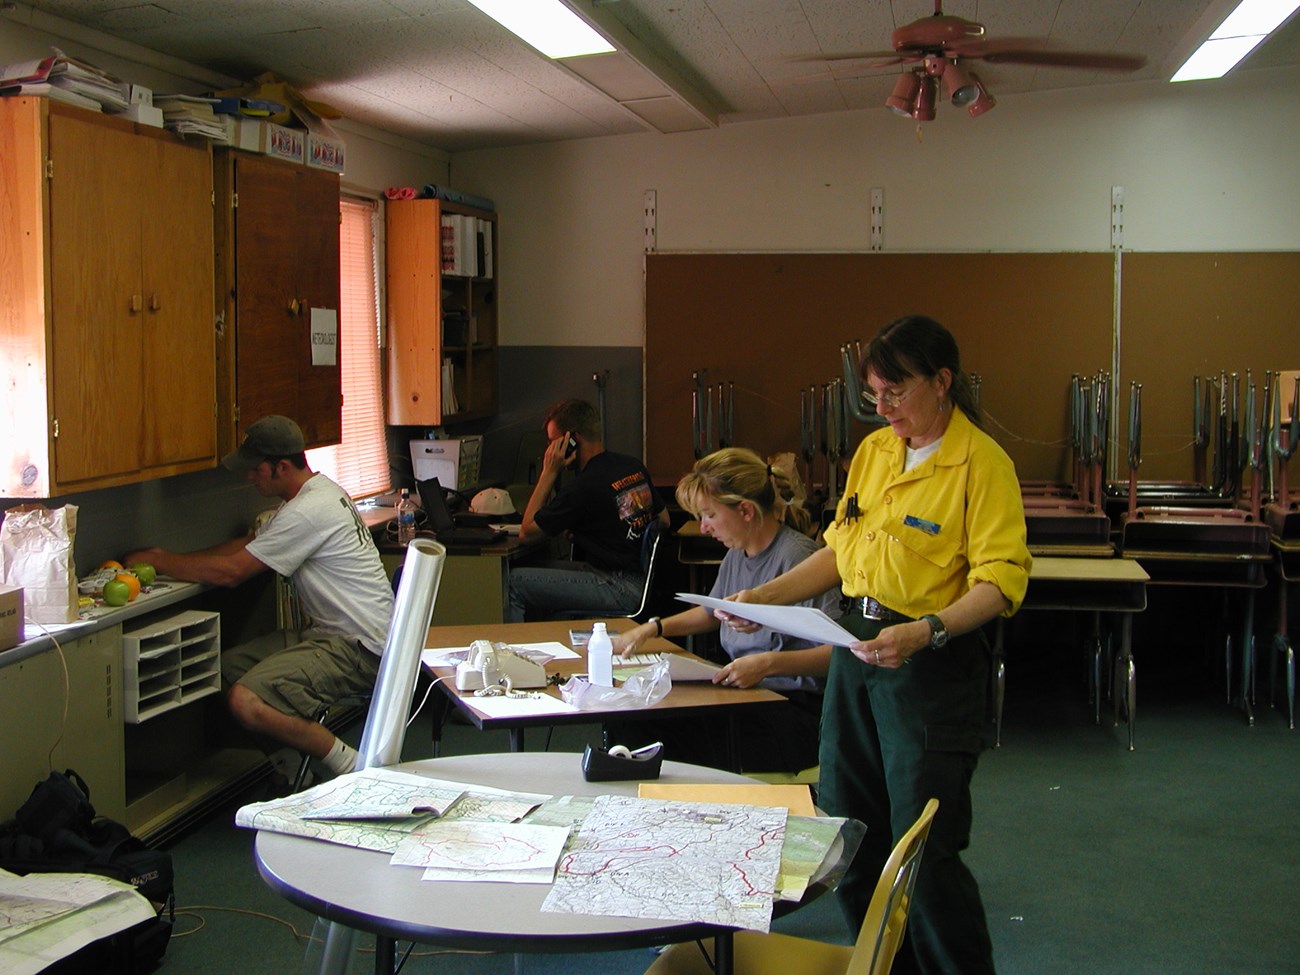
[1,578,206,669]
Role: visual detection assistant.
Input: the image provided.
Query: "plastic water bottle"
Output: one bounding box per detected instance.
[396,488,417,545]
[588,622,614,687]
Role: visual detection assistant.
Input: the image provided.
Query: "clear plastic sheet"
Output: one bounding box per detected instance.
[559,658,672,710]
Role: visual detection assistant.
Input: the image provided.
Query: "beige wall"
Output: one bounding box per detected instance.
[451,66,1300,350]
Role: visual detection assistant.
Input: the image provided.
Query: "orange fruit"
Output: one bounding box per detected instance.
[114,572,141,602]
[99,559,124,571]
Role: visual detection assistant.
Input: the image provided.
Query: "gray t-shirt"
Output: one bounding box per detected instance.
[247,474,394,656]
[710,524,841,694]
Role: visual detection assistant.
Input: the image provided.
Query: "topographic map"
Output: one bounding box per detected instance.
[392,820,571,883]
[234,768,547,855]
[541,794,787,932]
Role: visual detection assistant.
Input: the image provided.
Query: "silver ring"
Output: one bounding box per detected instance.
[874,650,881,665]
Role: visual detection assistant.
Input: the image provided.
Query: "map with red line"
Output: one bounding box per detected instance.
[541,794,787,932]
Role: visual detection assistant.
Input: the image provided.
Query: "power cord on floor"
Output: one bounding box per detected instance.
[171,905,497,961]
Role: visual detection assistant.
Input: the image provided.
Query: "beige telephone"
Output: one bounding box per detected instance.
[454,640,548,692]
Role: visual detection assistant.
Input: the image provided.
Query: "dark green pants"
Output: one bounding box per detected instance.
[818,608,996,975]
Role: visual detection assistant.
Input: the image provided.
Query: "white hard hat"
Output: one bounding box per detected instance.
[469,487,516,516]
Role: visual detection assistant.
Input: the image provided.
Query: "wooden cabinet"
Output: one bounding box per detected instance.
[214,150,341,453]
[386,198,498,425]
[0,98,216,497]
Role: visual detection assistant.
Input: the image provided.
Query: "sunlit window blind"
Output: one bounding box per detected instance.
[306,197,390,498]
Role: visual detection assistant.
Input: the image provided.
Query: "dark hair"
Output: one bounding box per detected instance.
[861,314,982,426]
[543,399,601,440]
[676,447,812,534]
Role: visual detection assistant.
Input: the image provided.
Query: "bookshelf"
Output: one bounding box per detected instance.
[386,198,499,425]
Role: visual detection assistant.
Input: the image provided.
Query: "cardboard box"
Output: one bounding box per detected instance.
[306,130,345,173]
[236,118,305,163]
[0,585,22,651]
[410,437,483,491]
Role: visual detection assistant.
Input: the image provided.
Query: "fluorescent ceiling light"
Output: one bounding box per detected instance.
[1172,0,1300,81]
[466,0,615,59]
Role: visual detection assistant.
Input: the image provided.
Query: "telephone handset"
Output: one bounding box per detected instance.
[563,434,579,459]
[454,639,548,692]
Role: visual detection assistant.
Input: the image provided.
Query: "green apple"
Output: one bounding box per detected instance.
[130,563,157,587]
[102,579,130,607]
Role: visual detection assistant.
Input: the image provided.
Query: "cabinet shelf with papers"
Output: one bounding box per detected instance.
[122,610,221,723]
[387,198,498,425]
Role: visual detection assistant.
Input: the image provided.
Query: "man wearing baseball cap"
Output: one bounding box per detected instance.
[127,415,394,789]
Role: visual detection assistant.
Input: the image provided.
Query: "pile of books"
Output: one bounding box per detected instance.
[152,94,227,140]
[0,51,129,112]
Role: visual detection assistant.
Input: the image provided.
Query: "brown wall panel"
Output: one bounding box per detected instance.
[1120,253,1300,484]
[646,253,1114,487]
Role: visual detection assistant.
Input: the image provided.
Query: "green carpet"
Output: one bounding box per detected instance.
[156,633,1299,974]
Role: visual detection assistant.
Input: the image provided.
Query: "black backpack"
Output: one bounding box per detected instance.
[0,769,174,973]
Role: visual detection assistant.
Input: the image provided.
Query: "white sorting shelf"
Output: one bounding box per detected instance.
[122,609,221,723]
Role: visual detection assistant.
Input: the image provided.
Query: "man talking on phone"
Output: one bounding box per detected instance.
[508,398,668,621]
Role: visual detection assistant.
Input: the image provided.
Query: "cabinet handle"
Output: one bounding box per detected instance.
[149,293,161,312]
[130,294,142,314]
[289,298,302,316]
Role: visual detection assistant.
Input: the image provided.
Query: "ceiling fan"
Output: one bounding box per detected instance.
[798,1,1147,120]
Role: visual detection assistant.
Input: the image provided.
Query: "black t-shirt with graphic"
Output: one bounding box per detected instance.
[534,451,662,574]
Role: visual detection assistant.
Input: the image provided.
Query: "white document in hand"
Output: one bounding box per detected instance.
[675,592,858,647]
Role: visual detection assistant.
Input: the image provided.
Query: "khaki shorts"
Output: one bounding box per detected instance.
[223,629,380,720]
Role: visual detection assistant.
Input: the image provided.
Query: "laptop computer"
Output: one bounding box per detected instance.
[416,477,507,549]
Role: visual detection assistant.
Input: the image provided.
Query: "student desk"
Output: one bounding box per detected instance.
[380,534,543,626]
[422,618,785,761]
[1269,538,1300,728]
[254,752,834,975]
[675,520,726,593]
[1119,511,1272,727]
[996,557,1150,750]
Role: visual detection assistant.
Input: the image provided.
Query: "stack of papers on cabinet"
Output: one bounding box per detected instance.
[0,51,129,112]
[153,94,227,140]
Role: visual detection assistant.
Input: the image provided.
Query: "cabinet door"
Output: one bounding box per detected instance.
[232,154,340,447]
[293,165,342,448]
[140,135,216,469]
[48,113,145,483]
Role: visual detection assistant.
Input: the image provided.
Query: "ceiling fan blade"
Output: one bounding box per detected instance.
[787,50,900,64]
[949,38,1147,71]
[775,65,897,85]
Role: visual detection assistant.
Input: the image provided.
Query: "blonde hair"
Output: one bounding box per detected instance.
[676,447,811,534]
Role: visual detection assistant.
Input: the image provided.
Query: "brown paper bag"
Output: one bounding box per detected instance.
[0,504,79,624]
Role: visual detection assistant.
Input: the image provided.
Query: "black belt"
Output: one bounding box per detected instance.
[852,596,913,623]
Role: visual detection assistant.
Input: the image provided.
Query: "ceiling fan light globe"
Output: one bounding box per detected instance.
[885,72,922,116]
[966,77,996,117]
[912,76,937,121]
[942,61,978,106]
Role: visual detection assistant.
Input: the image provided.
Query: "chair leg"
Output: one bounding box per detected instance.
[293,706,331,792]
[1273,634,1295,730]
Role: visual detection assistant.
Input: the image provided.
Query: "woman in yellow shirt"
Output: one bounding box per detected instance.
[729,315,1030,975]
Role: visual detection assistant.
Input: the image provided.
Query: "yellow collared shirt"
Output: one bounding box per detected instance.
[823,407,1031,618]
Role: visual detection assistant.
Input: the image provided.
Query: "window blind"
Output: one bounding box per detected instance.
[306,197,389,498]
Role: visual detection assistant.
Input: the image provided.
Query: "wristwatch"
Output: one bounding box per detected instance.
[649,616,663,638]
[921,614,949,649]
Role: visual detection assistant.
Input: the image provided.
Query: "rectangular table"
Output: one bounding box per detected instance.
[422,618,785,761]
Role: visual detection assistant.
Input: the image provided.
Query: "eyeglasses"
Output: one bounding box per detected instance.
[861,380,924,411]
